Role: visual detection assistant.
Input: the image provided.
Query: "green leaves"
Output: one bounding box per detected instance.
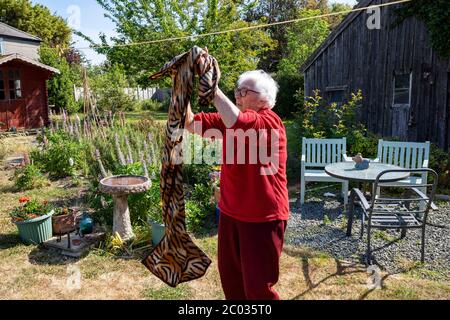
[89,63,136,112]
[10,198,53,222]
[0,0,72,48]
[13,164,49,191]
[278,9,330,77]
[86,0,274,93]
[396,0,450,58]
[39,46,81,113]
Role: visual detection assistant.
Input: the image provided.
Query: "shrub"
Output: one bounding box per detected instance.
[89,63,137,112]
[293,89,381,158]
[184,183,215,233]
[185,200,205,233]
[183,164,216,186]
[138,99,164,112]
[273,73,304,118]
[429,144,450,191]
[346,130,380,159]
[31,140,84,179]
[13,164,50,191]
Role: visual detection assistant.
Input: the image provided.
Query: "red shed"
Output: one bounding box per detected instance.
[0,53,59,131]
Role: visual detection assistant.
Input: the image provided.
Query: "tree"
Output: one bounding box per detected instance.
[274,9,330,118]
[244,0,303,72]
[77,0,275,101]
[89,63,136,112]
[278,9,330,76]
[0,0,72,48]
[39,46,81,114]
[245,0,351,72]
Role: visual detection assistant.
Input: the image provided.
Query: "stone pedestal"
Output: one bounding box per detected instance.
[99,175,151,242]
[113,194,134,241]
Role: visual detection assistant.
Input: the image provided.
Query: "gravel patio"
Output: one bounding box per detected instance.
[287,188,450,282]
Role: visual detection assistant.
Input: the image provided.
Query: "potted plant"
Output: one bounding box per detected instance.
[148,207,164,247]
[10,197,54,244]
[52,207,76,235]
[146,179,165,246]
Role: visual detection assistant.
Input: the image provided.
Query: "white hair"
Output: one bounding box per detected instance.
[237,70,279,108]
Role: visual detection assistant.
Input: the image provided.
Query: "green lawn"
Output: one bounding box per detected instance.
[1,135,449,300]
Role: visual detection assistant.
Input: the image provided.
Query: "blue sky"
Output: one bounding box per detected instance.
[33,0,358,65]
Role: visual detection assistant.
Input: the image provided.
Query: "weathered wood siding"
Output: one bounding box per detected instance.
[303,0,450,150]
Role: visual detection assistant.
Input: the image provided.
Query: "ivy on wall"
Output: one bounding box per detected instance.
[396,0,450,58]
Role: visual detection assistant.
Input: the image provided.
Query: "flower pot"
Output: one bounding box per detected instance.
[148,219,165,247]
[52,211,76,235]
[14,210,54,245]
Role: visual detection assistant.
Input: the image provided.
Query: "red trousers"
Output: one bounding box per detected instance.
[218,213,287,300]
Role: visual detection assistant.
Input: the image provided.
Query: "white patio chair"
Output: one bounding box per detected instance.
[300,137,351,204]
[373,140,430,196]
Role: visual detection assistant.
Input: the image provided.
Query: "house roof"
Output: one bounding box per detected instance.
[0,21,42,42]
[0,54,60,74]
[299,0,374,73]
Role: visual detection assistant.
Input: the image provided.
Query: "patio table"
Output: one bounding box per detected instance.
[324,161,410,236]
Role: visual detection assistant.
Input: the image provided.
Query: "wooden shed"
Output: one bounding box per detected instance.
[0,22,59,131]
[300,0,450,150]
[0,54,59,130]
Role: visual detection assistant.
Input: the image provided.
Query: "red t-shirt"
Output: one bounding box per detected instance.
[193,108,289,223]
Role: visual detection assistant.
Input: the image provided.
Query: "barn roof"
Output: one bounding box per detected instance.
[0,22,42,42]
[299,0,374,73]
[0,53,60,74]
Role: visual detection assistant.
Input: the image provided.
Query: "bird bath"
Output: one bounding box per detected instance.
[99,175,151,241]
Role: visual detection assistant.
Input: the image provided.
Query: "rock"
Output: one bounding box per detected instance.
[324,192,337,198]
[289,194,450,281]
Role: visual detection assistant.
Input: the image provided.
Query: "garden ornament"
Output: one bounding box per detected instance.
[352,153,370,170]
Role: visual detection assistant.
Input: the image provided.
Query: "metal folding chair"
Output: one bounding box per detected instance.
[348,168,438,265]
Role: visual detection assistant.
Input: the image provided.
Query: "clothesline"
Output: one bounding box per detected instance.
[75,0,411,51]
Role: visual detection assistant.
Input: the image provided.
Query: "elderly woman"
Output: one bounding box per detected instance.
[185,70,289,300]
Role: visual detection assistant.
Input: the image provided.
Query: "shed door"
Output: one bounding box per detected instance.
[391,73,412,140]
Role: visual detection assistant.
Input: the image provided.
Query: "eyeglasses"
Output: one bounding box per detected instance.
[234,87,261,97]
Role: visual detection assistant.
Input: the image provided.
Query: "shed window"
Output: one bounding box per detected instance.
[0,37,4,55]
[329,90,345,104]
[326,86,347,106]
[393,73,411,105]
[8,69,22,100]
[0,71,5,100]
